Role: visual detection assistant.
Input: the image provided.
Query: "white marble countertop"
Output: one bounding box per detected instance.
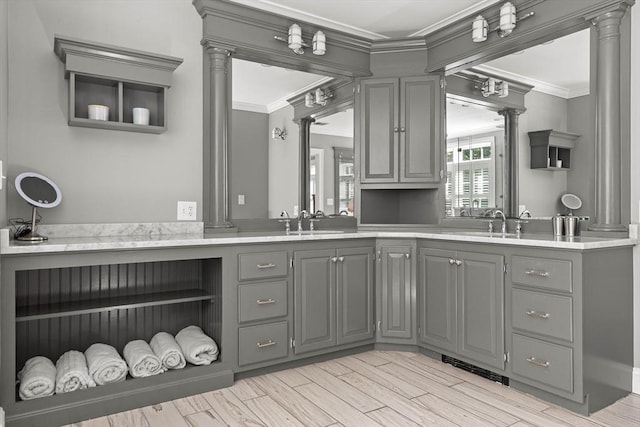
[0,223,636,255]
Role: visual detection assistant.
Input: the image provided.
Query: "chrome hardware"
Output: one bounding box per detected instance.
[493,209,507,234]
[449,258,456,265]
[394,127,399,133]
[400,127,406,133]
[377,320,381,331]
[455,259,462,266]
[331,256,338,263]
[338,256,345,262]
[377,250,381,262]
[525,269,550,277]
[405,253,410,259]
[526,356,550,368]
[487,220,494,234]
[526,309,550,319]
[257,263,276,269]
[256,340,276,349]
[257,298,276,305]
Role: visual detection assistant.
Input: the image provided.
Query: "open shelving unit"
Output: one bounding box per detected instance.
[528,129,580,171]
[54,35,182,134]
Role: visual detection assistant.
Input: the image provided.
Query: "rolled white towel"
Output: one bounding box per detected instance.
[150,332,186,370]
[123,340,165,378]
[85,343,128,385]
[17,356,56,400]
[55,350,96,394]
[175,325,219,366]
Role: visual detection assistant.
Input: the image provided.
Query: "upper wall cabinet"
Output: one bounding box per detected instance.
[358,75,443,186]
[54,35,183,134]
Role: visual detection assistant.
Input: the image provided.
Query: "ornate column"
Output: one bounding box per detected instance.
[590,8,627,231]
[298,117,314,212]
[203,44,233,229]
[500,108,520,217]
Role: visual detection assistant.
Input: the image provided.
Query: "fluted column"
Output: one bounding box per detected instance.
[298,117,314,212]
[203,45,233,229]
[590,9,627,231]
[500,108,520,217]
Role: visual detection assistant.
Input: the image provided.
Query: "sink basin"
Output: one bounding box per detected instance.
[453,231,520,238]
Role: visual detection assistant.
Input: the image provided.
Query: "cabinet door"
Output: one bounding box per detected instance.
[418,248,457,353]
[378,244,414,341]
[337,247,374,345]
[457,251,505,370]
[399,75,443,183]
[359,78,399,183]
[294,249,336,354]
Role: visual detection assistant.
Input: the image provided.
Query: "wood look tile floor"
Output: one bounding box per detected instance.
[63,350,640,427]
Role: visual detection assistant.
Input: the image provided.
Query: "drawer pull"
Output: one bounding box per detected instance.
[256,298,276,305]
[256,263,277,269]
[525,310,550,319]
[525,269,549,277]
[526,356,550,368]
[256,340,276,349]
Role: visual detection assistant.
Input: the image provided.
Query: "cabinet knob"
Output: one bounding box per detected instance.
[338,256,345,262]
[405,253,410,259]
[331,256,338,263]
[400,127,406,133]
[394,127,399,133]
[449,258,456,265]
[455,259,462,266]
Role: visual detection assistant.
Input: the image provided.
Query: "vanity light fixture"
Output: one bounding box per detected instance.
[478,78,509,98]
[471,2,535,42]
[274,24,327,56]
[304,88,333,107]
[271,127,287,140]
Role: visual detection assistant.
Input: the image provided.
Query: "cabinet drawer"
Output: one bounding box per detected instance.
[511,256,572,292]
[238,251,288,281]
[238,321,288,366]
[511,334,573,394]
[512,289,573,341]
[239,281,287,323]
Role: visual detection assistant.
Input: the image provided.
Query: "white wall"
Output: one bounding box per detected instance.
[6,0,202,224]
[268,105,299,218]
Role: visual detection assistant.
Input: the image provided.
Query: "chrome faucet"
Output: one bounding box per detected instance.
[279,210,291,235]
[515,210,531,235]
[493,209,507,234]
[297,210,309,233]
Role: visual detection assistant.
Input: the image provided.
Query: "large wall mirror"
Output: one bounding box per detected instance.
[445,28,591,219]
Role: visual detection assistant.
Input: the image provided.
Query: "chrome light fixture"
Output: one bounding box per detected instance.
[275,24,328,55]
[304,88,333,107]
[271,127,287,140]
[471,2,534,41]
[479,78,509,98]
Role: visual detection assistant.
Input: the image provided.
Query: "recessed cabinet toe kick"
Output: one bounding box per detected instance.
[0,233,633,426]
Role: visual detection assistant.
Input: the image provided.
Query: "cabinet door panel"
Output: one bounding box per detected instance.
[457,252,505,370]
[360,79,399,183]
[294,250,336,354]
[379,245,413,340]
[418,248,457,353]
[337,248,374,345]
[400,75,442,183]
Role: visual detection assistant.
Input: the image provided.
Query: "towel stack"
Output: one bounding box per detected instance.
[16,326,218,400]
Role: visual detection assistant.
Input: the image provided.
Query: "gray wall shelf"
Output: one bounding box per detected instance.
[529,130,580,170]
[54,35,182,134]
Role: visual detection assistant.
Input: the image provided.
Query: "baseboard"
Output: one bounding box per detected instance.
[633,367,640,394]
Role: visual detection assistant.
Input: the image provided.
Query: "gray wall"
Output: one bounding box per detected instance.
[268,105,299,218]
[567,95,594,220]
[310,133,353,215]
[230,110,269,219]
[5,0,203,224]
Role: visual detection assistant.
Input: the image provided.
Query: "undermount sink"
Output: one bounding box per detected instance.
[453,231,520,238]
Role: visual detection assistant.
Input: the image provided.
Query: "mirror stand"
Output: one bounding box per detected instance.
[16,206,47,242]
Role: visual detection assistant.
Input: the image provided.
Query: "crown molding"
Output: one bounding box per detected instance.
[409,0,502,37]
[267,76,334,113]
[232,102,268,113]
[371,37,426,55]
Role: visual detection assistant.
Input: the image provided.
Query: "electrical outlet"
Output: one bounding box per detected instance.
[177,201,197,221]
[238,194,245,205]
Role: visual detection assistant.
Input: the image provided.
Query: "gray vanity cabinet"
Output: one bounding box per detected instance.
[376,240,416,343]
[293,246,374,354]
[418,244,505,371]
[358,75,442,185]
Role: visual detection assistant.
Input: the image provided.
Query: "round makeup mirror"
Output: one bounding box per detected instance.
[561,193,582,214]
[14,172,62,242]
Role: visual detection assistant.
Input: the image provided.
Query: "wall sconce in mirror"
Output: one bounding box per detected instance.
[274,24,327,56]
[14,171,62,242]
[478,78,509,98]
[272,127,287,140]
[305,88,333,107]
[472,2,535,42]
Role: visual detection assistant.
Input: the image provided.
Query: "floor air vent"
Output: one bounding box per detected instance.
[441,355,509,385]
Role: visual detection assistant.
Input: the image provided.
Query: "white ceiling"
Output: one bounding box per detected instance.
[230,0,590,134]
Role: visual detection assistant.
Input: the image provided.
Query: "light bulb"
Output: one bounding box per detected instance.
[312,31,326,55]
[472,15,487,42]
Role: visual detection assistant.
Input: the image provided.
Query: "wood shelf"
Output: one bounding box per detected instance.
[16,289,214,322]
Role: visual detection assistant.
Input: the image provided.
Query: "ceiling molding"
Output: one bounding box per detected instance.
[266,76,334,113]
[371,37,427,55]
[224,0,389,40]
[409,0,502,37]
[232,102,268,113]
